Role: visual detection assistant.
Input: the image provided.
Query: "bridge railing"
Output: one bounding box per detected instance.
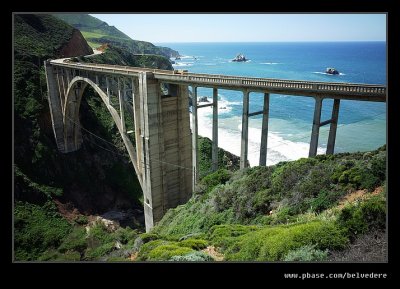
[50,61,386,98]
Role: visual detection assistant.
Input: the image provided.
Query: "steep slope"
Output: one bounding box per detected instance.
[138,146,386,261]
[14,14,93,59]
[13,14,143,260]
[53,14,180,58]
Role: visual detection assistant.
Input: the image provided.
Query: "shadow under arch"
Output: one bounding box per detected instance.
[63,76,142,188]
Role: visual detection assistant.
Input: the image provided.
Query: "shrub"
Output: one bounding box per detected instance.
[271,158,318,194]
[297,164,335,198]
[225,221,348,261]
[85,242,115,260]
[87,222,113,247]
[283,245,328,261]
[136,240,170,261]
[179,239,208,250]
[197,169,232,195]
[61,250,82,261]
[147,244,194,261]
[208,224,259,249]
[309,190,341,213]
[14,201,71,260]
[213,166,275,220]
[137,233,160,244]
[331,154,386,191]
[74,216,88,225]
[337,195,386,239]
[114,227,138,245]
[170,251,214,262]
[58,226,87,253]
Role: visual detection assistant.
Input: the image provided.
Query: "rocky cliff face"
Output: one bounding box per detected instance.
[59,29,93,57]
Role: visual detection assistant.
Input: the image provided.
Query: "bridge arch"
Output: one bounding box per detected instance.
[63,76,142,187]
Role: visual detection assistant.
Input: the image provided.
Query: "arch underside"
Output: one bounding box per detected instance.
[63,76,143,188]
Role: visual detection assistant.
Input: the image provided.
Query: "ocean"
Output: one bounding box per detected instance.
[158,42,387,166]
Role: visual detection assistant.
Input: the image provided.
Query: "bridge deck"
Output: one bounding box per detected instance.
[50,61,386,102]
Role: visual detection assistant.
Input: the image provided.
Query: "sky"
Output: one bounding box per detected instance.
[91,14,386,43]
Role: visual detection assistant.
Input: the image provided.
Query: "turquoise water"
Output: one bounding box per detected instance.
[159,42,387,166]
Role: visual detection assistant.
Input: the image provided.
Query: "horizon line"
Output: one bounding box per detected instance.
[155,40,386,44]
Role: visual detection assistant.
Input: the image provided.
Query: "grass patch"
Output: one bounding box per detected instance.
[223,221,348,261]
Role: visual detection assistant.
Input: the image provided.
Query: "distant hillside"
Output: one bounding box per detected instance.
[53,14,180,58]
[55,14,130,41]
[73,44,173,70]
[14,14,93,60]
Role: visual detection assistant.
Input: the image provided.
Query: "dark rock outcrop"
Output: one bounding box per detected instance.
[59,29,93,57]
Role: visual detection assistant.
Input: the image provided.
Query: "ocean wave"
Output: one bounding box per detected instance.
[172,63,193,67]
[261,62,280,65]
[196,97,234,115]
[192,106,324,166]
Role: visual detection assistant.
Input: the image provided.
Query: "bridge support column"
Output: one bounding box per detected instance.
[106,76,110,105]
[309,97,323,157]
[240,90,250,169]
[212,88,218,172]
[326,99,340,154]
[118,78,126,133]
[259,93,270,166]
[132,78,142,176]
[178,85,193,203]
[191,86,199,189]
[60,68,67,96]
[139,73,192,231]
[44,60,66,152]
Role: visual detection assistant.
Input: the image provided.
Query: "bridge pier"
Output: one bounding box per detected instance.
[212,88,219,172]
[191,86,199,189]
[309,97,323,157]
[240,90,250,169]
[138,73,193,231]
[259,93,270,166]
[326,99,340,154]
[309,98,341,157]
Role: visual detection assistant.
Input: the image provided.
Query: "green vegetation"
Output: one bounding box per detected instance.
[13,14,149,261]
[53,14,179,58]
[14,201,71,260]
[13,14,387,262]
[170,251,214,261]
[55,14,130,41]
[14,14,75,59]
[224,221,347,261]
[198,136,241,178]
[337,194,386,240]
[144,146,386,261]
[82,45,173,70]
[283,245,328,261]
